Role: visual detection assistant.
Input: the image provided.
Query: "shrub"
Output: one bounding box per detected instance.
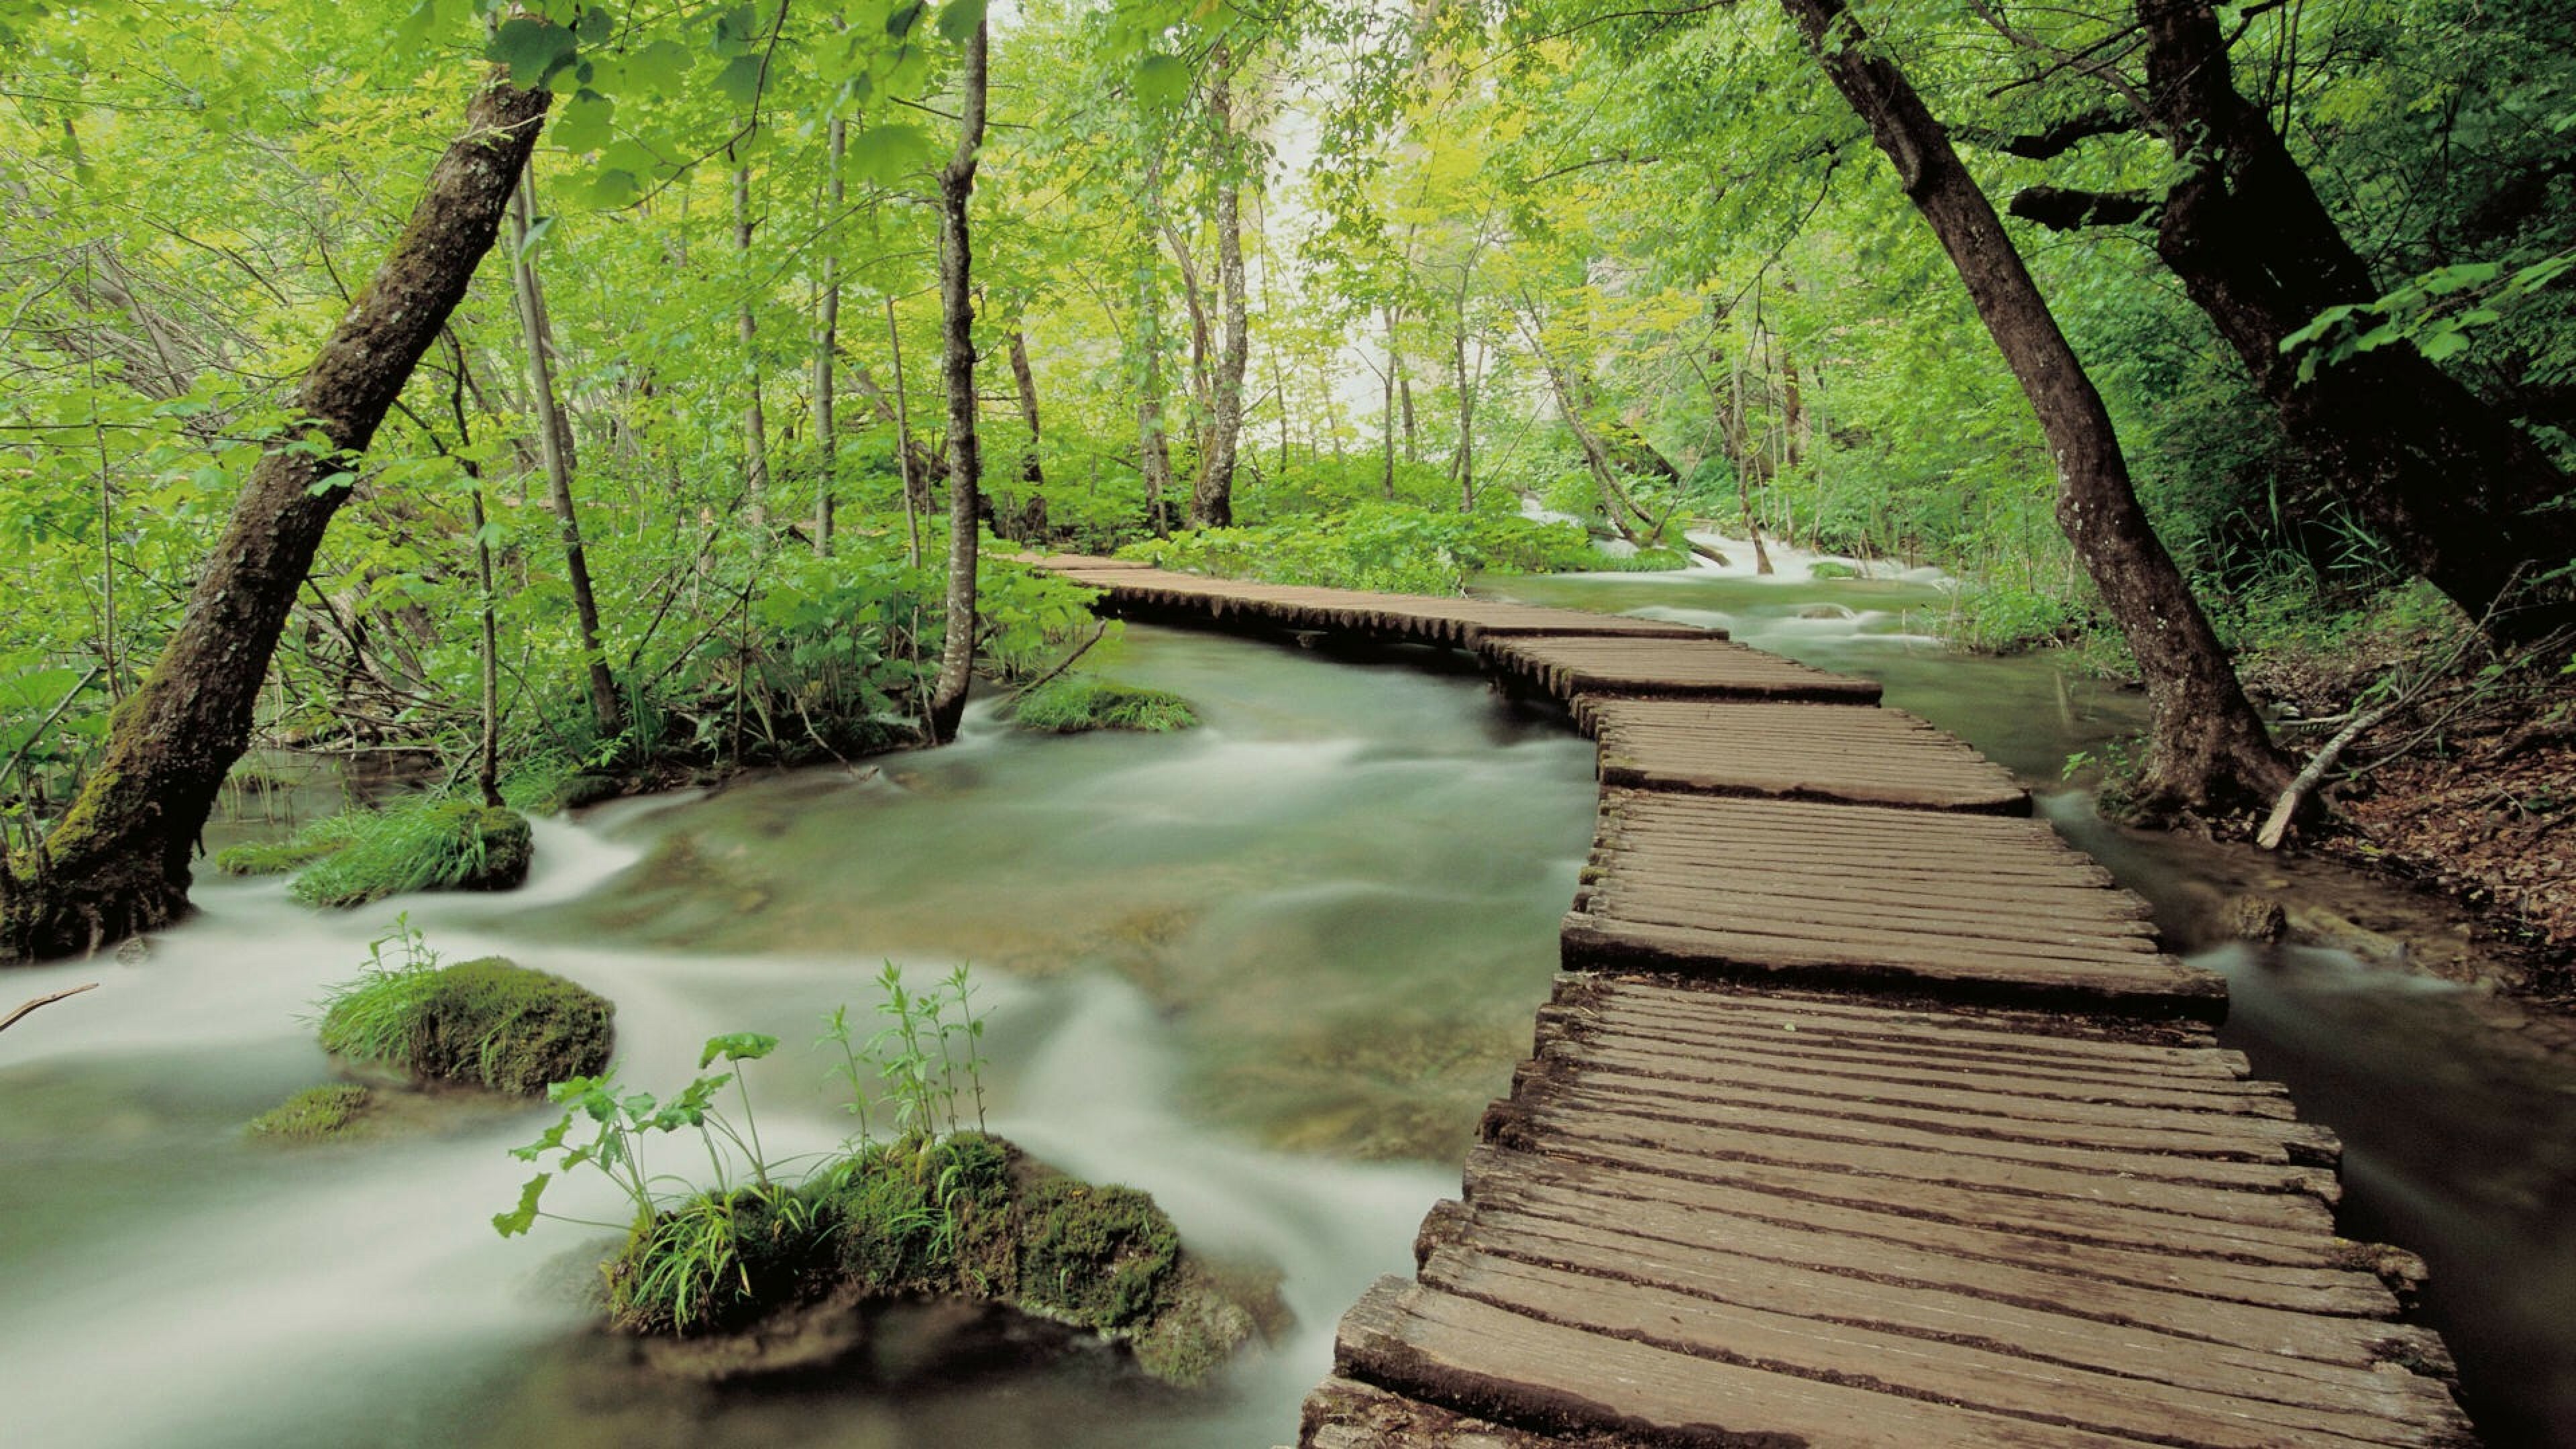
[1011,676,1198,734]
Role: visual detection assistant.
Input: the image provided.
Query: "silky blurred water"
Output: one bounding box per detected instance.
[7,557,2570,1444]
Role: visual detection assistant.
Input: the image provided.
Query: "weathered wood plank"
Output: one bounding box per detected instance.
[1336,1277,2141,1448]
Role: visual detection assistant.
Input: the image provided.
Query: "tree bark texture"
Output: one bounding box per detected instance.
[1004,327,1050,543]
[925,19,989,744]
[508,170,620,739]
[2130,0,2572,636]
[1780,0,2288,812]
[3,71,551,961]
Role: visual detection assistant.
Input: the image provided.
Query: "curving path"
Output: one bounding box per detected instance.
[1026,556,2478,1448]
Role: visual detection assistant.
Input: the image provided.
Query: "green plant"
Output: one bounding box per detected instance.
[312,914,445,1062]
[1010,675,1199,733]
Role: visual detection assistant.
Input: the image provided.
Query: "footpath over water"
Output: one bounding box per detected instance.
[1026,556,2479,1448]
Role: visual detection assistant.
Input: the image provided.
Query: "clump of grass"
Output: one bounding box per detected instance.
[247,1083,374,1141]
[317,917,614,1096]
[290,795,533,908]
[1011,675,1199,735]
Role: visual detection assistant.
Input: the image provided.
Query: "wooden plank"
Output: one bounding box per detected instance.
[1536,1010,2288,1108]
[1539,1051,2335,1163]
[1460,1155,2423,1340]
[1417,1250,2469,1447]
[1335,1277,2139,1448]
[1481,635,1886,704]
[1581,698,2031,814]
[1562,913,2228,1019]
[1576,979,2233,1063]
[1459,1147,2404,1311]
[1505,1081,2340,1203]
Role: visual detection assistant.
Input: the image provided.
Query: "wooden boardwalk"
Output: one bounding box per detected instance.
[1024,555,2477,1447]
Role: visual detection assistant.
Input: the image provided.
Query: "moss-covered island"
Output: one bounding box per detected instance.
[320,954,614,1097]
[1010,675,1200,735]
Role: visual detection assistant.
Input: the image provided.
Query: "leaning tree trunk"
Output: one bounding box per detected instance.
[2129,0,2575,639]
[1187,52,1247,531]
[1452,322,1476,511]
[2,70,551,961]
[1781,0,2288,814]
[924,17,989,745]
[508,169,620,739]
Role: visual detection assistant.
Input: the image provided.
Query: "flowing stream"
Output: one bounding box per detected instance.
[4,545,2570,1444]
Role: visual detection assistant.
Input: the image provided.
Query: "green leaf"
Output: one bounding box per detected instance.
[628,38,690,93]
[845,123,934,184]
[1136,52,1190,107]
[515,215,555,258]
[935,0,984,44]
[574,3,616,43]
[551,92,614,153]
[489,17,578,89]
[885,1,925,39]
[716,51,765,108]
[306,470,358,497]
[698,1031,780,1067]
[492,1173,551,1237]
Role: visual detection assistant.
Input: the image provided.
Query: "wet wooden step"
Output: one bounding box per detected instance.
[1479,633,1884,703]
[1574,695,2030,812]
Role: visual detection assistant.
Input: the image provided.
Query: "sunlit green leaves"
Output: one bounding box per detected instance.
[489,17,578,89]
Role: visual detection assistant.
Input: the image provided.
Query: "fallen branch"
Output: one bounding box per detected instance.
[1,981,98,1035]
[1003,623,1110,706]
[2257,699,2403,850]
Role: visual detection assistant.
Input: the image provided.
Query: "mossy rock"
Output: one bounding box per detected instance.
[1132,1261,1263,1388]
[246,1083,375,1141]
[1808,560,1862,580]
[443,802,534,891]
[557,773,626,810]
[1011,676,1199,735]
[828,1133,1018,1300]
[323,957,612,1096]
[213,837,348,877]
[1013,1177,1181,1332]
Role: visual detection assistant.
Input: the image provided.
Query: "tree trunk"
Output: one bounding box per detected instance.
[1187,52,1246,531]
[2027,0,2576,638]
[813,115,846,555]
[888,299,922,569]
[508,170,620,739]
[1781,0,2288,814]
[734,163,770,533]
[468,484,503,808]
[1452,322,1475,511]
[1006,327,1048,543]
[925,18,987,744]
[3,71,551,961]
[1381,303,1402,500]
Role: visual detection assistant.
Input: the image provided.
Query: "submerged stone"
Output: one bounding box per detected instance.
[246,1083,375,1141]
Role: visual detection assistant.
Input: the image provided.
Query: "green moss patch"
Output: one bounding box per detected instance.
[321,956,613,1097]
[213,837,348,877]
[1014,1177,1180,1332]
[247,1083,375,1141]
[1010,676,1199,735]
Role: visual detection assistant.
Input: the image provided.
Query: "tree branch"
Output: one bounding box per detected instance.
[2008,184,2159,230]
[1957,108,2138,160]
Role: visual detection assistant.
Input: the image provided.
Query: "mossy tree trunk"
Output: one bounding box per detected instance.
[1780,0,2290,815]
[925,16,989,744]
[0,71,552,962]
